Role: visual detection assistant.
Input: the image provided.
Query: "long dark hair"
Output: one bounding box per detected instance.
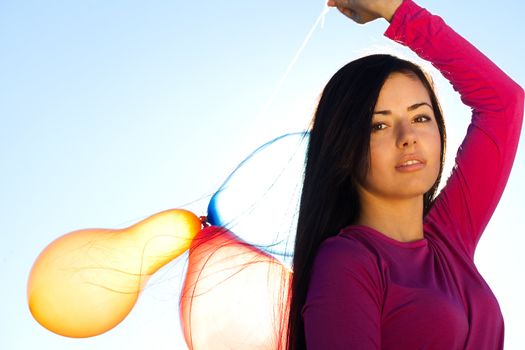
[285,54,446,349]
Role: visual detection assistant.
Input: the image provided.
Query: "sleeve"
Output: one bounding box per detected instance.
[384,0,524,259]
[302,237,383,349]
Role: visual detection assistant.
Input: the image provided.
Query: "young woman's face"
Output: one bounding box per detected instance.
[358,72,442,201]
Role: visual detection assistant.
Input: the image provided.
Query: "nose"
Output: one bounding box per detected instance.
[396,122,418,149]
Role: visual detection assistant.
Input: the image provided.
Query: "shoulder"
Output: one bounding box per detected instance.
[312,232,381,280]
[306,231,385,303]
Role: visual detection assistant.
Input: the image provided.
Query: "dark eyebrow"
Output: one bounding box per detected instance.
[373,102,433,115]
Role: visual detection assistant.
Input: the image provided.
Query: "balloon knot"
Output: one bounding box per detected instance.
[199,216,210,228]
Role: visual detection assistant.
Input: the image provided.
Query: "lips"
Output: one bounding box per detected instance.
[395,154,426,170]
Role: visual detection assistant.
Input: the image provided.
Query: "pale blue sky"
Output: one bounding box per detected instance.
[1,0,525,349]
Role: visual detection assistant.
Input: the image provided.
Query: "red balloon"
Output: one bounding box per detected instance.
[180,226,291,350]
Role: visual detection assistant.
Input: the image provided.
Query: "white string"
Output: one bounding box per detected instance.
[255,4,330,120]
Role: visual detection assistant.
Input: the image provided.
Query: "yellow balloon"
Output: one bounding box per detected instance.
[27,208,202,338]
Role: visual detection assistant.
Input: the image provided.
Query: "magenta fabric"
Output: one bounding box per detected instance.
[301,1,524,349]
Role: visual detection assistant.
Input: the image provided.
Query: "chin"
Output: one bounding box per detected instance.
[359,174,439,201]
[383,182,435,199]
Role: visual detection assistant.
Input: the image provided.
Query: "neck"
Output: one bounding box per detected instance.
[355,190,424,243]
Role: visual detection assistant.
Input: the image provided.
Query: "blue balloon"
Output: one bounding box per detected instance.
[207,131,309,266]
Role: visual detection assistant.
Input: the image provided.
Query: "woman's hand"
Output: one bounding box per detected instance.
[327,0,403,24]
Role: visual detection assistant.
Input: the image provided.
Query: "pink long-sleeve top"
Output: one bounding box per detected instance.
[302,1,524,349]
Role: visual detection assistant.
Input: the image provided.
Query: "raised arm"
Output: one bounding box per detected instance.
[330,0,524,259]
[384,0,523,259]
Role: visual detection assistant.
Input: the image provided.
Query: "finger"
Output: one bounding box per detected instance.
[337,6,354,19]
[328,0,345,8]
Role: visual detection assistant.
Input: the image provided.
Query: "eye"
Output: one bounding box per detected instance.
[413,114,431,123]
[371,122,387,132]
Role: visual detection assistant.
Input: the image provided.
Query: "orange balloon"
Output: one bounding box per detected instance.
[180,226,291,350]
[28,208,202,338]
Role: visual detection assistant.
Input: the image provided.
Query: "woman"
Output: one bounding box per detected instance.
[287,0,524,349]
